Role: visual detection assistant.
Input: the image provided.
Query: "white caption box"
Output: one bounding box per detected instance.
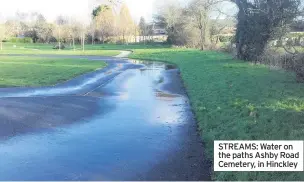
[214,141,303,171]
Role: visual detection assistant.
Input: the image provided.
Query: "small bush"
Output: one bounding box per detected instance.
[221,43,236,55]
[218,35,234,43]
[8,37,33,43]
[52,44,65,49]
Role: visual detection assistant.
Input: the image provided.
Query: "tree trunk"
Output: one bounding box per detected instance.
[58,28,61,51]
[200,27,205,50]
[92,33,94,45]
[92,23,95,45]
[236,33,244,59]
[82,33,85,52]
[134,28,136,43]
[73,38,75,51]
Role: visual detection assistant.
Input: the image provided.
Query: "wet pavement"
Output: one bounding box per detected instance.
[0,55,211,180]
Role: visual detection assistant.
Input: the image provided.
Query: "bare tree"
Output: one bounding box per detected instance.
[67,18,83,50]
[155,1,188,45]
[80,24,87,52]
[188,0,225,50]
[54,16,68,50]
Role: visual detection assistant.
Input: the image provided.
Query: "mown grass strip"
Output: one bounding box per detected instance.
[129,48,304,181]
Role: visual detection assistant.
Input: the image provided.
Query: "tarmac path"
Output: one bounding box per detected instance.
[0,52,211,180]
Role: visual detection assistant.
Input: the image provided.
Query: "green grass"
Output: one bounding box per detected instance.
[0,56,106,87]
[129,48,304,181]
[0,42,168,87]
[0,42,120,56]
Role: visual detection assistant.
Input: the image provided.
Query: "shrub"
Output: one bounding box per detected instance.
[218,35,234,42]
[8,37,33,43]
[221,42,236,55]
[258,50,304,82]
[52,44,65,49]
[285,53,304,82]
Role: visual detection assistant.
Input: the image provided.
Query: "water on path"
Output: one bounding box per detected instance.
[0,61,204,180]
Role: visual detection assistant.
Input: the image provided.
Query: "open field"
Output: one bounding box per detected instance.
[0,43,169,87]
[0,43,120,56]
[0,56,106,87]
[129,48,304,181]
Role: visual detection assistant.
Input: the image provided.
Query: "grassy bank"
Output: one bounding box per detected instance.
[0,56,106,87]
[129,48,304,181]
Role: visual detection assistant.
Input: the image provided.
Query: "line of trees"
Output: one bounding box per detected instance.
[0,1,156,48]
[154,0,302,54]
[0,12,86,49]
[154,0,304,80]
[90,2,156,44]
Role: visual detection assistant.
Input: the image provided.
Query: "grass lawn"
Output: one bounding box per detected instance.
[0,42,169,87]
[0,56,106,87]
[0,43,120,56]
[129,48,304,181]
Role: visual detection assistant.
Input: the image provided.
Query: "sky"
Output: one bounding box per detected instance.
[0,0,156,23]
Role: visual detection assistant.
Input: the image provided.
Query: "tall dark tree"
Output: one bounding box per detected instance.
[232,0,301,61]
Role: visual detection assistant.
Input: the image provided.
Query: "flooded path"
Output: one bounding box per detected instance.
[0,55,210,180]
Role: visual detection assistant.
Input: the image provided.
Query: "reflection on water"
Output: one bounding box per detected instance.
[0,61,187,180]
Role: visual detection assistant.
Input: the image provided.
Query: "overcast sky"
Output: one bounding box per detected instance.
[0,0,156,23]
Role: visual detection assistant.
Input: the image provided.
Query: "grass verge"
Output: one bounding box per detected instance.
[129,48,304,181]
[0,56,106,87]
